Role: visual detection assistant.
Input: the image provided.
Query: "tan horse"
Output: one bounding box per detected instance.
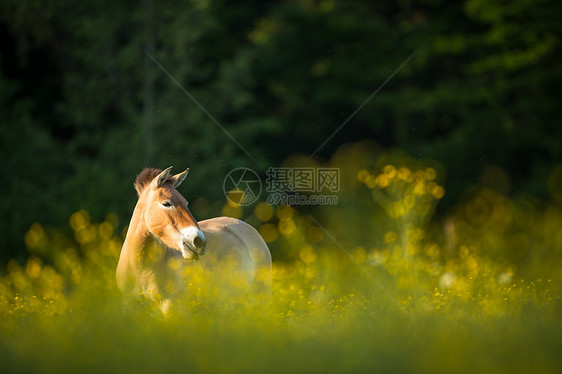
[116,167,272,314]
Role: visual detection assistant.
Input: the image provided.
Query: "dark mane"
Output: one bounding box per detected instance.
[134,168,162,196]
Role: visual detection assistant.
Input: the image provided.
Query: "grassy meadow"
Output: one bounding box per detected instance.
[1,147,561,373]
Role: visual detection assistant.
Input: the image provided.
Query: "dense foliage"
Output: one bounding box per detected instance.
[1,0,561,258]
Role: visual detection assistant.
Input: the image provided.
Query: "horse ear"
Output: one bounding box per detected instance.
[171,168,190,188]
[154,166,173,188]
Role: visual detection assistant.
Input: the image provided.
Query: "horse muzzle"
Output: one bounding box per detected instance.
[180,228,206,259]
[191,230,207,255]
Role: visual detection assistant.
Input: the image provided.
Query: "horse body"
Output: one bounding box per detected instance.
[198,217,272,289]
[116,167,271,314]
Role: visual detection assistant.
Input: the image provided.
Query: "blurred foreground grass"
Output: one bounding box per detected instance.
[2,150,562,373]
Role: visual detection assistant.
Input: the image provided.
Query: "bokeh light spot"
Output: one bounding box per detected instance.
[255,202,274,222]
[221,204,242,219]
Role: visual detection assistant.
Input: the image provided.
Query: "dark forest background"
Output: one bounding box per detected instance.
[1,0,560,260]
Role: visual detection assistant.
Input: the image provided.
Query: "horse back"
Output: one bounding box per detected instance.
[198,217,272,288]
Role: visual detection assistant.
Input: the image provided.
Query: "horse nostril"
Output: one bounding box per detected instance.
[193,235,206,249]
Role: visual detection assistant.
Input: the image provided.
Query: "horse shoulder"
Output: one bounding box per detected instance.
[199,218,270,260]
[199,217,272,286]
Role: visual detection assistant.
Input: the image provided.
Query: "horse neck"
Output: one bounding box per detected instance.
[122,198,178,268]
[121,199,150,267]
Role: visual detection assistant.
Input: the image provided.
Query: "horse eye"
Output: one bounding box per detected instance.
[161,200,173,208]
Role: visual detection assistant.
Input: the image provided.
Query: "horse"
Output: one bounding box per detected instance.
[116,166,272,314]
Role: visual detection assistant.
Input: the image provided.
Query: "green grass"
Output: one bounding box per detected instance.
[2,160,561,373]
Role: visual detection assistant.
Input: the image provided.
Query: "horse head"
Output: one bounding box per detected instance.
[138,167,206,259]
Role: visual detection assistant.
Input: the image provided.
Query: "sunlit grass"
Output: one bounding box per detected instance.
[2,152,562,373]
